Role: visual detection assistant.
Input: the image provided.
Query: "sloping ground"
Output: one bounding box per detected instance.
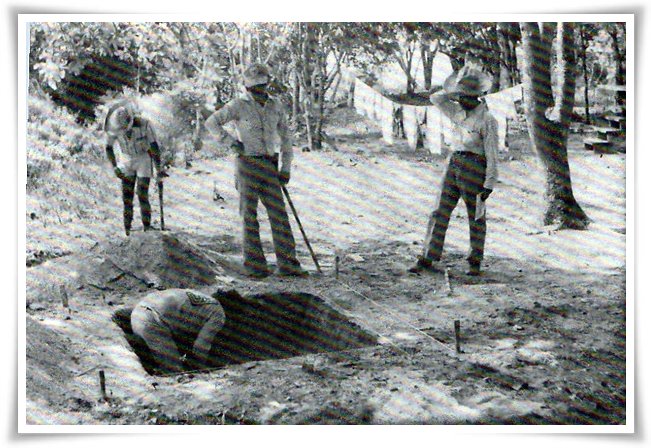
[26,233,624,424]
[24,110,626,425]
[25,317,97,425]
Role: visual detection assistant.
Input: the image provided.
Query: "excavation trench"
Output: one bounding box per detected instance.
[113,292,377,375]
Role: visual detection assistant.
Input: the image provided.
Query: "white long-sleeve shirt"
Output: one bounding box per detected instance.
[205,92,293,173]
[430,93,500,190]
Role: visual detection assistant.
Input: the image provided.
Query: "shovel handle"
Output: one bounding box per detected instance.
[282,186,321,273]
[158,180,165,231]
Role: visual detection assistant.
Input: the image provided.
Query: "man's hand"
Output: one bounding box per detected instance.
[156,169,168,183]
[479,188,493,201]
[230,140,245,155]
[114,166,126,181]
[278,170,290,185]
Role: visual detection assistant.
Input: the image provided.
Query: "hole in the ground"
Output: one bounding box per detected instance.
[113,291,377,376]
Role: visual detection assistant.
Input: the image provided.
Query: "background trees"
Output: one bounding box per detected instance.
[28,21,626,228]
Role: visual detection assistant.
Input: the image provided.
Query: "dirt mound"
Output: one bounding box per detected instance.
[92,232,219,291]
[27,232,224,303]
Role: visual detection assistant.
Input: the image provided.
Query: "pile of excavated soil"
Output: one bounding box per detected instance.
[92,231,219,290]
[26,232,233,306]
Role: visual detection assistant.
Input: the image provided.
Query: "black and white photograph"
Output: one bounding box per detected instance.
[17,13,634,431]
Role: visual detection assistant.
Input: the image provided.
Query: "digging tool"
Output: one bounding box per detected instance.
[98,370,108,401]
[281,185,322,273]
[158,178,165,231]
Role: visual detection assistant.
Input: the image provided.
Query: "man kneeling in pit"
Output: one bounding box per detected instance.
[130,288,236,373]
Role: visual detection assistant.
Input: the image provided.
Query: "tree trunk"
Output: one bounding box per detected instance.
[291,69,300,126]
[396,46,416,94]
[347,80,355,108]
[314,87,324,150]
[499,23,520,85]
[520,22,589,230]
[420,43,436,91]
[497,24,514,89]
[609,24,625,85]
[483,26,502,92]
[192,106,203,152]
[579,26,591,124]
[608,23,626,107]
[329,72,342,103]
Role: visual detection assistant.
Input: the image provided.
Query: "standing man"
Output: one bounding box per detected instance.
[205,63,307,279]
[104,100,163,236]
[410,68,499,276]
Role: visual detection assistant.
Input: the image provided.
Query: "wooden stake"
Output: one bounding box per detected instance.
[335,255,340,279]
[99,370,107,401]
[59,285,69,309]
[445,268,453,296]
[454,320,462,353]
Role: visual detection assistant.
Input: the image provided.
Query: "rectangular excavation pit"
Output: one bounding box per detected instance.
[113,292,377,376]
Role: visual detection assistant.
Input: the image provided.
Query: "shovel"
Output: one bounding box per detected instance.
[157,175,167,231]
[282,185,322,273]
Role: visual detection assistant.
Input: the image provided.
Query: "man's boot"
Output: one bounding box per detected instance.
[276,262,309,278]
[408,257,442,274]
[467,261,481,276]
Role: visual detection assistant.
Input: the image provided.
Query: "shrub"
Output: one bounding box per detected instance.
[27,94,104,189]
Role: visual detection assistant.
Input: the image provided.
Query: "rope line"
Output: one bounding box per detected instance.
[335,279,458,355]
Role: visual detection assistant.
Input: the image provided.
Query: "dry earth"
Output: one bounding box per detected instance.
[24,111,626,425]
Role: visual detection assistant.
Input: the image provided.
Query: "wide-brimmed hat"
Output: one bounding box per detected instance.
[443,68,492,97]
[105,105,134,135]
[243,63,271,88]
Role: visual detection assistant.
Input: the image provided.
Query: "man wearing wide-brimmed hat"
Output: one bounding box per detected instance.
[104,100,163,236]
[205,63,306,279]
[409,67,499,277]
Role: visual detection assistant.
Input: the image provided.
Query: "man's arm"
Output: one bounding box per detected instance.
[277,105,293,179]
[105,135,118,167]
[482,113,499,191]
[105,135,125,179]
[429,92,458,121]
[191,306,226,368]
[205,101,241,151]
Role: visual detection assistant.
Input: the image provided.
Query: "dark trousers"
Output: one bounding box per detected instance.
[423,151,487,266]
[121,176,151,233]
[237,155,300,275]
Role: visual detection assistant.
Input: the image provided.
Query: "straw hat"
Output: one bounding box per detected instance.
[443,68,492,97]
[105,105,134,135]
[243,63,271,88]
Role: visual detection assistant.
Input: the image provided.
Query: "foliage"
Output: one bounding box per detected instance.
[27,93,103,189]
[27,21,625,155]
[30,22,234,121]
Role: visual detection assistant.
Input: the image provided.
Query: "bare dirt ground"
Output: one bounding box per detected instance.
[24,110,626,425]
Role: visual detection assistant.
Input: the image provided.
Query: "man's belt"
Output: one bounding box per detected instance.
[453,151,485,158]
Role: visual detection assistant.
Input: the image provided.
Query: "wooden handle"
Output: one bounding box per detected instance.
[282,186,321,273]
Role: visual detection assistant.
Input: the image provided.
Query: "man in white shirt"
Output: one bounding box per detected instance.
[104,101,163,236]
[205,64,306,279]
[410,68,499,276]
